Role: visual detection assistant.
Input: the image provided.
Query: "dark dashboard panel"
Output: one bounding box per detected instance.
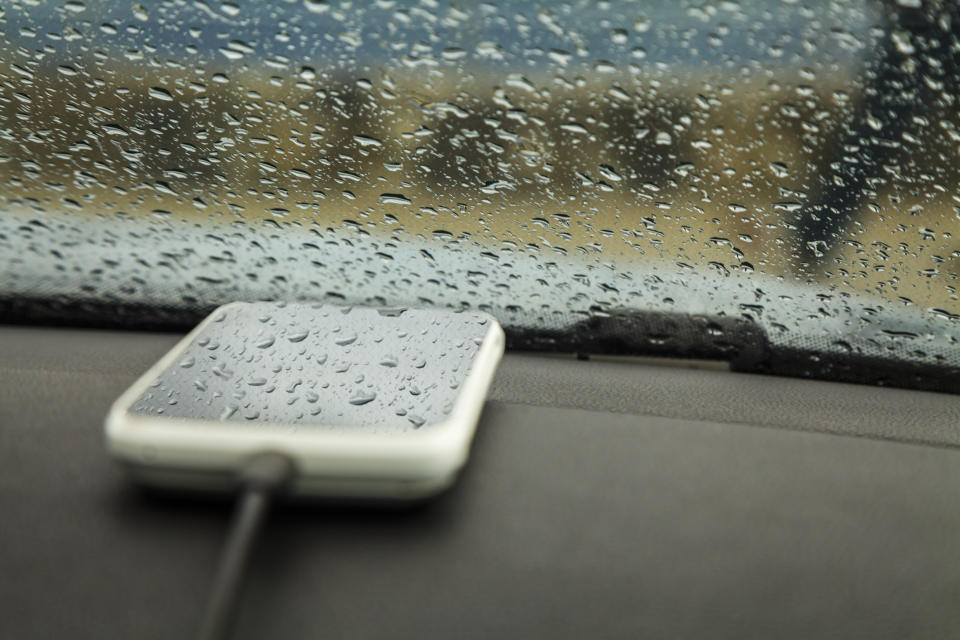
[2,326,959,639]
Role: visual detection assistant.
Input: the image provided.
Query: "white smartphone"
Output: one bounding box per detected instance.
[105,302,505,499]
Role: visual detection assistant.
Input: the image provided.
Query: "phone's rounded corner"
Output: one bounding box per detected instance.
[413,416,475,475]
[104,398,133,448]
[477,309,505,334]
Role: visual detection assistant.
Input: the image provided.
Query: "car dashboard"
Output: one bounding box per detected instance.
[3,324,959,639]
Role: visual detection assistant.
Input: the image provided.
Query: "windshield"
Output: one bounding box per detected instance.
[1,0,958,392]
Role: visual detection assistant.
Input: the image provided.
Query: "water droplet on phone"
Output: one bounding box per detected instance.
[349,390,376,405]
[408,414,426,428]
[287,329,309,343]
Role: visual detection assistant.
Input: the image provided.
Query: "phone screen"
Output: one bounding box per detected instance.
[129,303,492,432]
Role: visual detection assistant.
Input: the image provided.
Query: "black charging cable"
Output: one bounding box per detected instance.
[196,452,295,640]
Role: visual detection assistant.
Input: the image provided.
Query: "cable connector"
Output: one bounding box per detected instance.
[238,451,296,493]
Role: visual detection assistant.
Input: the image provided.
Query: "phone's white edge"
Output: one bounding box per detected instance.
[105,302,506,498]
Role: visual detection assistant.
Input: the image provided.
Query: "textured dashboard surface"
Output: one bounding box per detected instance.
[2,325,959,639]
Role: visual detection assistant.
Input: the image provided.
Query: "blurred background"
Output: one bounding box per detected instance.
[1,0,957,343]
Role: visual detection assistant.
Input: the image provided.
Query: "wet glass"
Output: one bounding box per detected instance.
[0,0,957,391]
